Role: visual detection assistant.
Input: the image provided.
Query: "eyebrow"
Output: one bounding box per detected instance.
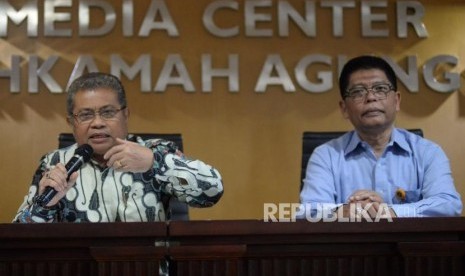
[76,105,115,112]
[349,81,390,86]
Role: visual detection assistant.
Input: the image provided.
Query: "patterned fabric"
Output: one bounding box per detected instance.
[14,135,223,223]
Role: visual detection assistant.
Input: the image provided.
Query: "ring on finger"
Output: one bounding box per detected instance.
[47,174,55,182]
[115,160,124,168]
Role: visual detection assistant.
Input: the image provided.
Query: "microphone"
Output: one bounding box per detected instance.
[35,144,93,207]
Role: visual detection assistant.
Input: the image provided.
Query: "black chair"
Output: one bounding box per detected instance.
[300,129,424,191]
[58,133,189,221]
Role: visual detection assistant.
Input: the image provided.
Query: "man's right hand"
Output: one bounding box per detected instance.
[38,163,78,207]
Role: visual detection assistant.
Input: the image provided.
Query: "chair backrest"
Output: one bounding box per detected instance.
[58,133,189,221]
[300,129,424,191]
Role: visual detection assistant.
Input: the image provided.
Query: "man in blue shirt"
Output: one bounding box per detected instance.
[300,55,462,219]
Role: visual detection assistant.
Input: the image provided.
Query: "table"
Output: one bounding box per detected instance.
[0,222,166,276]
[168,218,465,276]
[2,218,465,276]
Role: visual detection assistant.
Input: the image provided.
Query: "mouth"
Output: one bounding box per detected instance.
[362,109,384,117]
[88,133,111,143]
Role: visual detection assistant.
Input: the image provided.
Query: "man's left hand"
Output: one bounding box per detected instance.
[104,138,154,172]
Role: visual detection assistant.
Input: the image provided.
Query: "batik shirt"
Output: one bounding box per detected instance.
[14,135,223,223]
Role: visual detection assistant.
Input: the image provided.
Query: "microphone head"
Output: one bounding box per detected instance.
[75,144,94,162]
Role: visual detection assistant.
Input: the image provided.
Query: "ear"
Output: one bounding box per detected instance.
[66,117,78,138]
[339,99,349,119]
[395,91,401,112]
[123,107,131,123]
[124,107,130,120]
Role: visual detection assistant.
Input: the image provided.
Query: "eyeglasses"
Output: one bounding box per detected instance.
[344,83,394,103]
[71,106,126,124]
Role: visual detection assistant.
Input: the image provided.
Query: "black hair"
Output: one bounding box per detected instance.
[338,55,397,98]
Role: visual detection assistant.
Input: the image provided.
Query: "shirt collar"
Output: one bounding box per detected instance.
[390,128,412,154]
[344,128,411,156]
[344,131,360,155]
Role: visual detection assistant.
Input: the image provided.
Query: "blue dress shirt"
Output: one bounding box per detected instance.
[300,128,462,217]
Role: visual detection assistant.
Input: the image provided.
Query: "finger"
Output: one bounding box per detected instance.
[351,203,362,219]
[365,202,378,218]
[103,145,120,161]
[348,190,369,201]
[349,194,370,202]
[42,171,79,207]
[106,144,133,167]
[105,148,126,165]
[55,163,68,174]
[115,137,127,144]
[67,171,79,187]
[368,194,383,203]
[49,163,70,184]
[38,175,49,194]
[114,160,122,169]
[370,201,380,211]
[355,191,373,199]
[44,175,66,192]
[353,189,370,195]
[110,159,128,171]
[48,171,68,186]
[351,190,382,203]
[338,204,351,218]
[108,154,125,168]
[103,139,127,160]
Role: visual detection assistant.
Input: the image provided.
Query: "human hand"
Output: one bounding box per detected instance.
[348,189,384,204]
[363,201,397,218]
[38,163,78,207]
[104,138,154,172]
[336,201,396,220]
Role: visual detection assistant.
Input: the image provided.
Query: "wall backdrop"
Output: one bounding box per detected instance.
[1,0,465,222]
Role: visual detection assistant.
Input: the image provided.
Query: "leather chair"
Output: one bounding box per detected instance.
[300,129,424,191]
[58,133,189,221]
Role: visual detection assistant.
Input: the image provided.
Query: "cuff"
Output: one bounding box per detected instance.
[26,198,63,223]
[390,204,419,217]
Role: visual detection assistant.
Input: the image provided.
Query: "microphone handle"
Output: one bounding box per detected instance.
[34,155,84,207]
[34,187,57,207]
[65,155,84,181]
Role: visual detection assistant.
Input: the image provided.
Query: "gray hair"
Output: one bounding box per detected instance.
[66,72,127,116]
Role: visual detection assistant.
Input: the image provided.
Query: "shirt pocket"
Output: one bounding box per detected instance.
[392,188,421,204]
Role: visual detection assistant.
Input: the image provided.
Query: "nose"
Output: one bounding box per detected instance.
[89,113,106,127]
[364,89,378,102]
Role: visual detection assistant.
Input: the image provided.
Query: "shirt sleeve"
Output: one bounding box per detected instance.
[390,144,462,217]
[146,139,224,208]
[299,145,339,218]
[13,152,63,223]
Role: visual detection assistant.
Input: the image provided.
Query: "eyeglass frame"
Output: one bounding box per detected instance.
[70,105,127,124]
[343,83,395,103]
